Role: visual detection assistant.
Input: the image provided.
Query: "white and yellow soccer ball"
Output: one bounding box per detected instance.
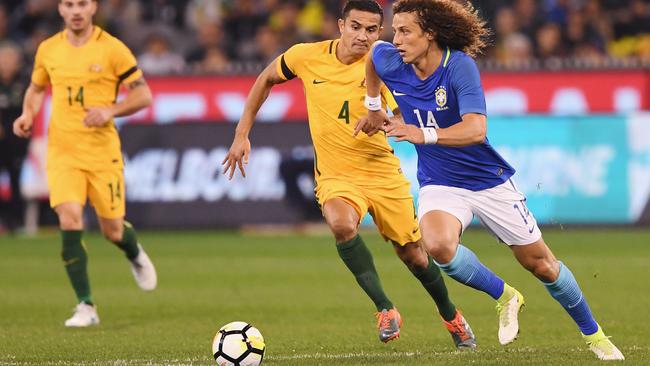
[212,321,265,366]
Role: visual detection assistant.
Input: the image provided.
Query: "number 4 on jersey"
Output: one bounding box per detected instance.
[414,109,439,128]
[338,100,350,124]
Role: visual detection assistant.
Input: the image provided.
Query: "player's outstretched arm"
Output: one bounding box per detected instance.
[84,77,152,127]
[355,42,388,137]
[222,60,286,180]
[13,82,46,138]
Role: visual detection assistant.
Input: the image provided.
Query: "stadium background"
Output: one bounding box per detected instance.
[2,1,650,365]
[2,0,650,231]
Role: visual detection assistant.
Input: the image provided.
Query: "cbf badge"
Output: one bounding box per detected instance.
[435,86,447,108]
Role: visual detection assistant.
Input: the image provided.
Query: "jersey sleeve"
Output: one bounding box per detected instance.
[380,84,398,112]
[449,55,486,116]
[111,38,143,85]
[31,44,50,86]
[275,43,310,81]
[371,41,403,79]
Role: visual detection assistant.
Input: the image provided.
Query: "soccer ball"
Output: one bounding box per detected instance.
[212,321,265,366]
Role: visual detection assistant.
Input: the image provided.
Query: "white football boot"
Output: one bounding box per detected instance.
[64,302,100,327]
[496,286,525,345]
[583,325,625,361]
[130,244,157,291]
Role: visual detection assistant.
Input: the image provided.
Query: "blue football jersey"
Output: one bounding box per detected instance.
[372,41,515,191]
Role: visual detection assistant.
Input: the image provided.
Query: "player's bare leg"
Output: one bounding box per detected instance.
[511,239,624,360]
[394,240,476,349]
[420,210,522,345]
[323,198,399,342]
[55,202,99,327]
[99,216,157,291]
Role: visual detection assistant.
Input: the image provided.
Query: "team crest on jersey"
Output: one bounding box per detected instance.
[435,86,449,111]
[89,64,102,73]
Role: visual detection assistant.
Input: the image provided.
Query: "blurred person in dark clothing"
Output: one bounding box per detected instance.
[138,33,186,75]
[0,6,10,43]
[615,0,650,37]
[140,0,187,28]
[186,21,229,66]
[11,0,61,39]
[240,25,282,63]
[535,22,566,59]
[268,0,313,50]
[0,43,29,233]
[223,0,269,53]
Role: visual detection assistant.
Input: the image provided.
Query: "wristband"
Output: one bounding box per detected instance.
[364,95,382,111]
[421,127,438,144]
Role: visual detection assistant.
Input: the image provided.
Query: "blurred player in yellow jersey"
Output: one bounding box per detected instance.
[223,0,475,349]
[13,0,157,327]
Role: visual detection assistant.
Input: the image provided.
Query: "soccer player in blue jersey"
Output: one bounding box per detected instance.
[356,0,624,361]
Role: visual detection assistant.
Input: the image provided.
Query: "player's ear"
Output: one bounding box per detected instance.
[338,18,345,35]
[90,0,97,15]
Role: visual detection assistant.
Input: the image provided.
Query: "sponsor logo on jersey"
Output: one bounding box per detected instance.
[89,64,103,73]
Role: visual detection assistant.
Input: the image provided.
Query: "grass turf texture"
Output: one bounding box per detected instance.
[1,228,649,365]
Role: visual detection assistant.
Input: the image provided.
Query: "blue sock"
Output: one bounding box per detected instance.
[543,261,599,335]
[436,244,505,300]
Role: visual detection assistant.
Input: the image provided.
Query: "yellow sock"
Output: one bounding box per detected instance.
[497,284,515,305]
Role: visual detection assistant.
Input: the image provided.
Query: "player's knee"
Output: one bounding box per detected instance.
[102,226,124,243]
[397,243,428,269]
[329,218,358,243]
[422,232,458,263]
[528,258,559,282]
[57,212,82,230]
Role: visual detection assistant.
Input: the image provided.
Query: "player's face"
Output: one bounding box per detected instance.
[59,0,96,32]
[392,12,434,64]
[338,10,382,57]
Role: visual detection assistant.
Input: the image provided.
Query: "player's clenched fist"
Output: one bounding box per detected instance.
[13,114,33,138]
[84,107,115,127]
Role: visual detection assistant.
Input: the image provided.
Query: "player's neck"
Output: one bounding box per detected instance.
[335,41,363,65]
[65,25,95,47]
[412,43,443,80]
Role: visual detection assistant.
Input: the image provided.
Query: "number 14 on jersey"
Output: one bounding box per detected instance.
[414,109,439,128]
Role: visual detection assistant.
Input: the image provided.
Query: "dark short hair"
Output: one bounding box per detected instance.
[342,0,384,23]
[393,0,490,57]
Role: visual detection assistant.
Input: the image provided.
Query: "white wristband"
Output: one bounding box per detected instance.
[364,95,382,111]
[421,127,438,144]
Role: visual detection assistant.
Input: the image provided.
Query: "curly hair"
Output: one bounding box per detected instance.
[393,0,491,58]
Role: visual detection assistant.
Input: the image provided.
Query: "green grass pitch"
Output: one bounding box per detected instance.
[1,228,649,365]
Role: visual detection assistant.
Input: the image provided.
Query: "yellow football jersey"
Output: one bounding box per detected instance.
[276,40,403,185]
[32,26,142,171]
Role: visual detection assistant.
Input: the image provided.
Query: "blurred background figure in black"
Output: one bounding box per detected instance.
[0,42,29,234]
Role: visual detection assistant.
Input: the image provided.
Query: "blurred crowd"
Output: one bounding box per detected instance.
[0,0,650,76]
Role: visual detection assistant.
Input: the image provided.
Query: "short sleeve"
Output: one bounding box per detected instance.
[112,38,143,84]
[449,55,486,116]
[31,44,50,86]
[371,41,403,79]
[380,84,398,112]
[275,43,311,81]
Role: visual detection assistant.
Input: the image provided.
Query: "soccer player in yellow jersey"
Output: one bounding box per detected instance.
[12,0,157,327]
[223,0,475,348]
